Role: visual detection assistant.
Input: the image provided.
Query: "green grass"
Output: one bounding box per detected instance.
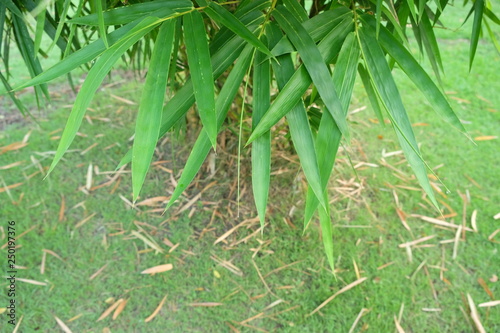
[1,11,500,333]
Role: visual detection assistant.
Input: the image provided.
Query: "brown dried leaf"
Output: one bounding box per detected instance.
[141,264,173,275]
[55,316,73,333]
[145,295,167,322]
[97,299,123,322]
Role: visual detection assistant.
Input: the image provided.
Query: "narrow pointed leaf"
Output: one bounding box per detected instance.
[132,20,176,201]
[273,5,350,141]
[358,26,438,209]
[304,32,360,228]
[47,0,71,53]
[69,0,192,25]
[318,202,334,271]
[34,8,46,56]
[284,0,308,22]
[248,15,353,144]
[47,16,161,175]
[184,10,217,150]
[94,0,109,47]
[205,2,273,58]
[358,63,385,124]
[165,46,254,210]
[15,8,177,91]
[361,15,467,134]
[470,0,485,70]
[270,7,351,57]
[267,20,328,214]
[419,11,444,78]
[252,46,271,228]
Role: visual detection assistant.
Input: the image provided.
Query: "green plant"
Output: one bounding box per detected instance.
[4,0,500,268]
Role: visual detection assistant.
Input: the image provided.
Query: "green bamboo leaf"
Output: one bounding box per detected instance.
[357,26,438,209]
[94,0,108,47]
[470,0,485,70]
[406,0,417,22]
[15,8,176,91]
[419,11,444,79]
[284,0,308,22]
[304,32,360,228]
[69,0,192,25]
[0,71,29,117]
[484,6,500,25]
[358,64,384,124]
[47,0,71,53]
[118,16,267,169]
[165,45,254,211]
[210,0,269,54]
[273,5,350,141]
[205,2,273,58]
[375,0,383,37]
[34,8,46,56]
[270,7,351,57]
[484,19,500,54]
[183,10,218,150]
[12,14,49,102]
[0,0,23,18]
[252,45,271,229]
[267,20,328,216]
[46,16,162,175]
[318,201,334,271]
[132,20,176,201]
[247,15,353,144]
[361,15,467,134]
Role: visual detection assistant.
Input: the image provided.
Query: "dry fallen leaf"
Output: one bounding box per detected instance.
[474,136,497,141]
[141,264,173,275]
[55,316,73,333]
[112,298,128,320]
[97,299,123,322]
[145,294,167,322]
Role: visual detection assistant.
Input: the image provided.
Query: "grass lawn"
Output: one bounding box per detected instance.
[1,6,499,332]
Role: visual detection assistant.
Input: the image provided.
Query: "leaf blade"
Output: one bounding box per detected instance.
[132,20,176,201]
[47,16,161,175]
[273,5,350,141]
[183,10,218,150]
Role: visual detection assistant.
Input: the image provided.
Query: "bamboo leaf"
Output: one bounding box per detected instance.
[361,15,467,134]
[248,15,353,144]
[95,0,108,48]
[47,16,161,175]
[284,0,308,22]
[271,7,351,57]
[358,64,384,124]
[304,32,360,228]
[273,5,350,141]
[47,0,71,53]
[470,0,485,70]
[11,14,49,102]
[34,8,46,56]
[184,10,218,150]
[0,0,23,18]
[165,45,254,211]
[318,201,334,271]
[266,21,328,216]
[132,20,176,201]
[205,2,273,57]
[15,8,177,91]
[69,0,192,25]
[419,11,444,79]
[252,43,271,228]
[118,16,266,169]
[357,26,438,209]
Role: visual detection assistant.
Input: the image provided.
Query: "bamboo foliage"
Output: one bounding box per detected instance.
[4,0,500,267]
